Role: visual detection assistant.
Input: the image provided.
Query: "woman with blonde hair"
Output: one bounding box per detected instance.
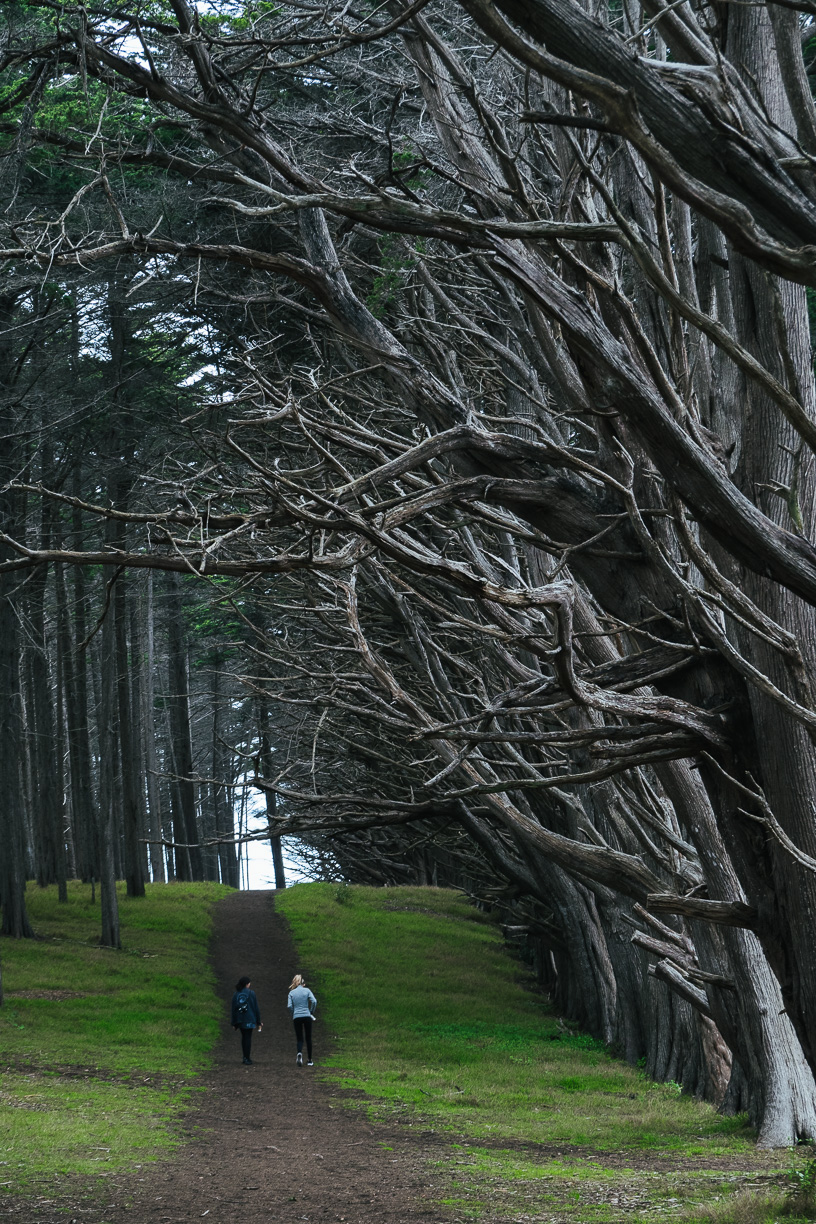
[287,973,317,1066]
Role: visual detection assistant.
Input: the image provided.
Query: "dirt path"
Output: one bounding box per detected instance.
[55,889,447,1224]
[4,889,781,1224]
[153,888,446,1224]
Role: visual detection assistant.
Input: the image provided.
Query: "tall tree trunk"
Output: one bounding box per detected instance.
[0,663,32,938]
[258,699,286,888]
[27,563,62,891]
[115,574,145,897]
[54,560,73,890]
[102,276,145,899]
[27,593,59,886]
[160,700,180,883]
[135,572,165,883]
[27,443,67,898]
[68,485,98,884]
[196,660,218,883]
[211,656,238,886]
[0,293,32,938]
[57,551,90,883]
[97,573,122,948]
[18,651,36,883]
[166,573,203,880]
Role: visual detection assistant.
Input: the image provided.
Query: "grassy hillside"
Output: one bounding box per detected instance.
[0,881,230,1195]
[276,883,803,1224]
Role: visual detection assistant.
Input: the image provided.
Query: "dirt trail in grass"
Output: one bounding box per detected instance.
[184,888,450,1223]
[56,889,447,1224]
[3,888,786,1224]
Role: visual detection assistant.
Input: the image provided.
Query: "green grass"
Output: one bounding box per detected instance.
[276,883,754,1152]
[674,1185,815,1223]
[0,1073,183,1177]
[0,879,804,1223]
[0,880,231,1193]
[276,883,796,1222]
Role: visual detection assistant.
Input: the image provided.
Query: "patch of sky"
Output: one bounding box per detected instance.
[180,363,219,387]
[142,768,309,889]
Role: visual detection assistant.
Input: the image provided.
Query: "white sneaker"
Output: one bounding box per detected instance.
[297,1052,303,1065]
[307,1060,313,1067]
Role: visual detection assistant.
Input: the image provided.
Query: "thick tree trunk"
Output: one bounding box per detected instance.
[674,8,816,1103]
[564,588,816,1139]
[661,760,816,1144]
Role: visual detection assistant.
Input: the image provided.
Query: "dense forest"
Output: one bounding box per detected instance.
[4,0,816,1147]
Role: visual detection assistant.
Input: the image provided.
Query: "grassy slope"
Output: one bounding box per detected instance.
[0,880,230,1193]
[276,883,804,1224]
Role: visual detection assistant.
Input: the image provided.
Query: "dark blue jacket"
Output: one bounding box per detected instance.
[231,988,261,1029]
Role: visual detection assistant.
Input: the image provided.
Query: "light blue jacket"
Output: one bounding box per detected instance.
[288,984,317,1019]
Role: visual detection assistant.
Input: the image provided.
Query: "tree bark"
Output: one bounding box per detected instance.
[115,574,146,897]
[0,293,32,938]
[27,440,67,899]
[212,657,239,888]
[67,478,98,884]
[137,571,165,883]
[258,699,286,888]
[96,575,121,949]
[166,573,203,880]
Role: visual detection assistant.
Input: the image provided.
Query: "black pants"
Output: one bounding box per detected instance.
[293,1017,313,1060]
[240,1027,254,1060]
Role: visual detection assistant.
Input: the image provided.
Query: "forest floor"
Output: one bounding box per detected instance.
[0,886,810,1224]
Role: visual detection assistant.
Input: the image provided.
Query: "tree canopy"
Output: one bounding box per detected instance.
[4,0,816,1145]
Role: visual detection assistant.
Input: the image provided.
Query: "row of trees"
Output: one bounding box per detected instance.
[0,274,287,950]
[4,0,816,1145]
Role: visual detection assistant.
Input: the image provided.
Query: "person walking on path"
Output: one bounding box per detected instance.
[288,974,317,1066]
[231,975,262,1065]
